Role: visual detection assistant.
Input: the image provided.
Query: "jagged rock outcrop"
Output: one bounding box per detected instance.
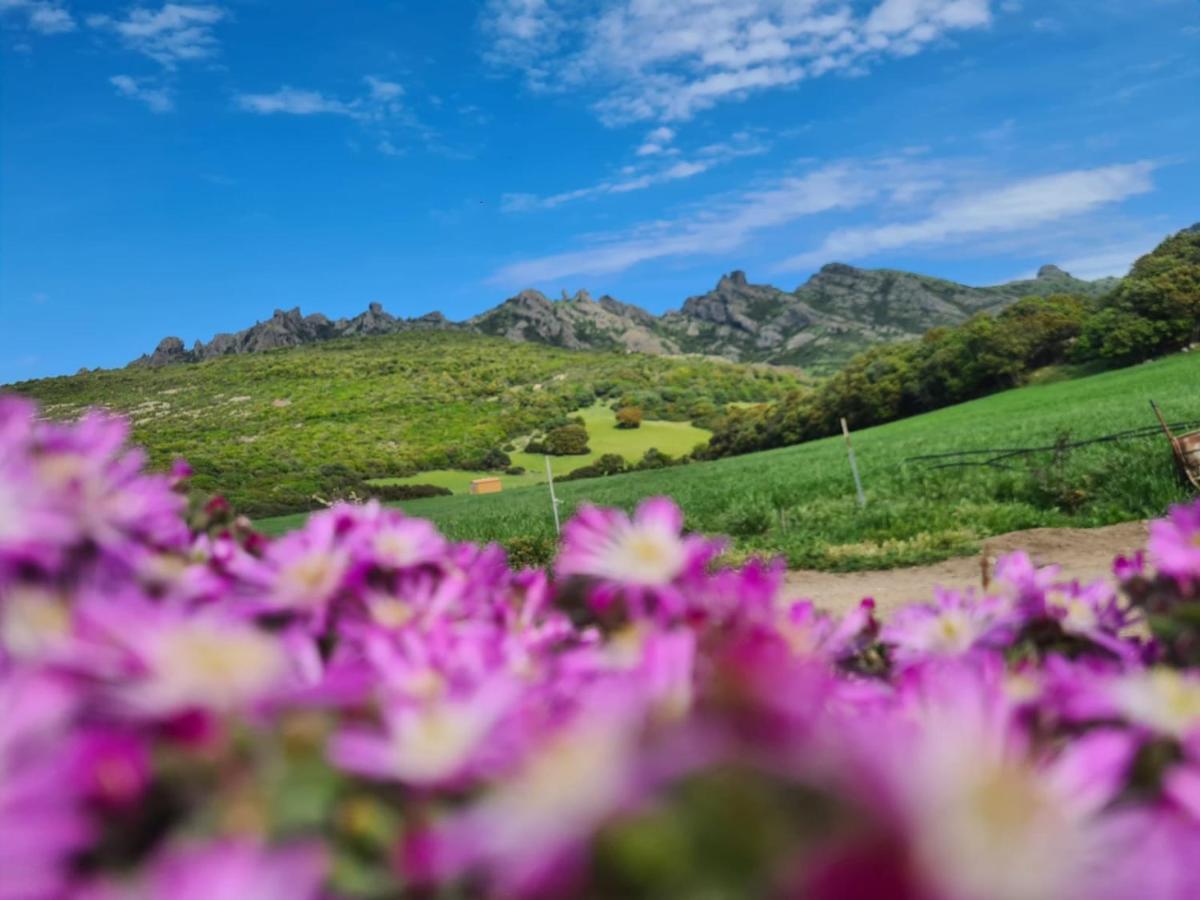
[468,289,679,355]
[129,258,1122,372]
[129,303,454,367]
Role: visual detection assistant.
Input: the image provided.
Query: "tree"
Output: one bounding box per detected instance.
[544,424,590,455]
[478,447,511,470]
[615,406,643,429]
[594,453,626,475]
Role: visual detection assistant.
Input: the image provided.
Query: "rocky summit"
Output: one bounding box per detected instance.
[131,260,1117,373]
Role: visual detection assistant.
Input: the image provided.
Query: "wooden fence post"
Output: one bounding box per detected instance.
[841,417,866,508]
[545,455,562,535]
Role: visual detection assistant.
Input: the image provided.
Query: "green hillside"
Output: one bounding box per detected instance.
[260,351,1200,571]
[6,331,799,516]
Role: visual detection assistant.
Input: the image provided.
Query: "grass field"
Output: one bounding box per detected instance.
[367,403,711,492]
[258,352,1200,570]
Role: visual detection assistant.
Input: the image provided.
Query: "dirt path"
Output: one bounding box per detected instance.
[785,521,1150,618]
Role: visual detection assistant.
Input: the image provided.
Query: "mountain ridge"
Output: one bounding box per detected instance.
[130,260,1118,373]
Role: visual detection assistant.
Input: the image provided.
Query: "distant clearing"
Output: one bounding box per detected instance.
[368,403,710,493]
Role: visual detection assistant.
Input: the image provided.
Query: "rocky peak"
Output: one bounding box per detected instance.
[1037,264,1069,279]
[815,262,860,278]
[128,336,193,368]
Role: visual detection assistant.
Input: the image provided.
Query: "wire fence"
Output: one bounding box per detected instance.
[905,417,1200,472]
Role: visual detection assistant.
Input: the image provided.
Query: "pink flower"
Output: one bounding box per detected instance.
[126,840,326,900]
[557,497,722,621]
[259,509,353,620]
[846,660,1136,900]
[98,603,294,717]
[412,685,650,894]
[1149,501,1200,587]
[993,550,1061,617]
[1046,579,1140,661]
[0,670,93,900]
[883,589,1018,662]
[329,679,519,786]
[70,729,151,810]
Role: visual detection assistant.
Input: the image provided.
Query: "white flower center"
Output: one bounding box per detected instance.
[277,551,345,606]
[603,525,686,586]
[1115,669,1200,738]
[391,703,485,782]
[373,530,418,569]
[150,623,285,710]
[370,597,415,629]
[1,587,70,658]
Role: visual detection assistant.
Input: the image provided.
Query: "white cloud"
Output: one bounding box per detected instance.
[776,161,1157,269]
[88,3,225,67]
[0,0,75,34]
[235,77,410,119]
[236,87,355,117]
[235,77,426,156]
[489,156,1160,286]
[365,76,404,102]
[501,133,767,211]
[480,0,997,124]
[636,125,676,155]
[1055,238,1159,281]
[110,74,174,113]
[490,160,881,284]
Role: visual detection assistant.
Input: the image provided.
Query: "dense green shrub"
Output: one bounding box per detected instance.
[369,483,453,501]
[561,453,627,482]
[634,447,675,470]
[544,424,590,456]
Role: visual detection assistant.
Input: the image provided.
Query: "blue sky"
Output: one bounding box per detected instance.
[1,0,1198,381]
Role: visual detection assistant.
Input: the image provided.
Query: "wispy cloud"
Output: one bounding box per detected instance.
[110,74,174,113]
[88,3,226,68]
[0,0,75,34]
[1055,237,1160,281]
[235,87,355,116]
[480,0,999,124]
[489,156,1159,287]
[235,75,409,119]
[502,132,767,211]
[235,77,432,156]
[776,161,1158,269]
[489,159,886,285]
[635,125,676,156]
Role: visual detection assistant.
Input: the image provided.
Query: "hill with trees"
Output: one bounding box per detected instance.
[704,225,1200,458]
[9,331,798,516]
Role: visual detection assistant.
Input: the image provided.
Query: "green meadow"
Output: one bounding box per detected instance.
[367,402,711,492]
[260,352,1200,571]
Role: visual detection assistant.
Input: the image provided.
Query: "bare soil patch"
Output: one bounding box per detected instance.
[786,521,1150,618]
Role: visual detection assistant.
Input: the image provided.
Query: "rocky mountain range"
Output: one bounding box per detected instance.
[131,262,1118,373]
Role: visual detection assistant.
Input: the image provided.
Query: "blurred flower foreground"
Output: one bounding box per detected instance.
[4,395,1200,900]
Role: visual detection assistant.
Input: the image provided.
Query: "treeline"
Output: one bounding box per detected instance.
[705,227,1200,458]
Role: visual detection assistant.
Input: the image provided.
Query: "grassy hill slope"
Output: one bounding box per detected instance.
[7,331,799,516]
[260,352,1200,571]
